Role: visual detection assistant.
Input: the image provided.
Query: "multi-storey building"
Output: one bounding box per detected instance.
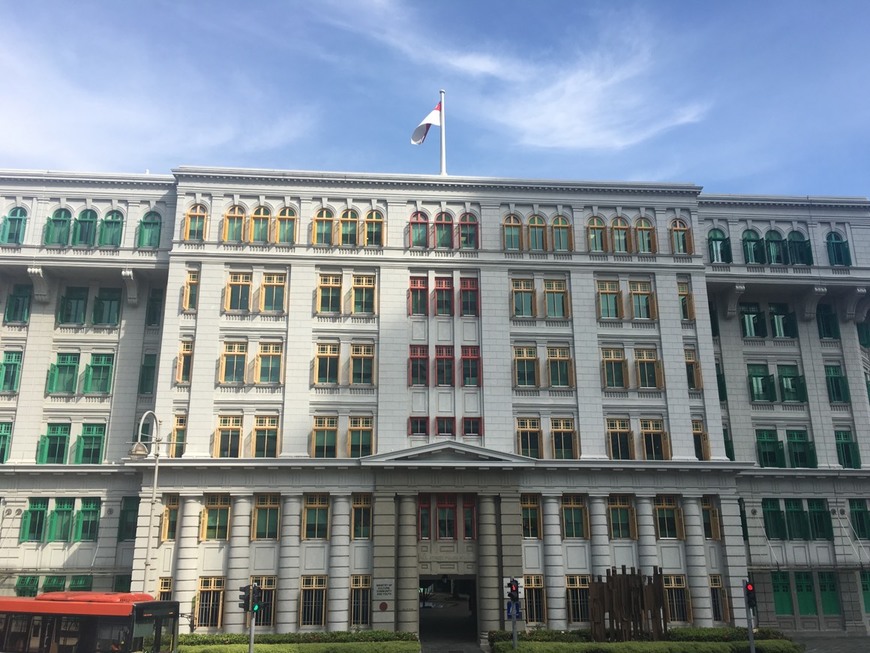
[1,167,869,641]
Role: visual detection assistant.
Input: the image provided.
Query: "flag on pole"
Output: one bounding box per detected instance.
[411,102,442,145]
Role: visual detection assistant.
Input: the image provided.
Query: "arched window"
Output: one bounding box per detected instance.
[670,219,692,255]
[314,208,334,246]
[99,210,124,247]
[434,212,453,249]
[184,204,208,242]
[364,210,383,247]
[72,209,97,247]
[742,229,764,264]
[634,218,656,254]
[707,228,732,264]
[410,212,429,248]
[223,205,246,242]
[765,231,788,265]
[551,216,572,252]
[528,215,546,251]
[611,217,631,253]
[45,208,72,246]
[503,215,522,251]
[787,231,812,265]
[1,206,28,245]
[587,217,606,252]
[275,207,296,245]
[340,209,358,246]
[250,206,271,243]
[137,212,161,248]
[826,232,852,266]
[458,213,478,250]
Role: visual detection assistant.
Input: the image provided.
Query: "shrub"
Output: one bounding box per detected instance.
[180,643,420,653]
[179,631,417,647]
[491,642,802,653]
[667,627,790,642]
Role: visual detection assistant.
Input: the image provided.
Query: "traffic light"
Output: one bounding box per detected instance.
[238,584,251,610]
[745,580,757,609]
[507,578,519,602]
[251,583,262,613]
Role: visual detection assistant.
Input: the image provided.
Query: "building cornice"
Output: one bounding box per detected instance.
[0,169,175,188]
[699,193,870,210]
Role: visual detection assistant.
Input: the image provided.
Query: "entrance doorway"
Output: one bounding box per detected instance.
[418,575,477,644]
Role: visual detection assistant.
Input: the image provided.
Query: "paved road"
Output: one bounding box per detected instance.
[791,633,870,653]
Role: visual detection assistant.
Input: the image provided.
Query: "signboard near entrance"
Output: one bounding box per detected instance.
[375,581,395,600]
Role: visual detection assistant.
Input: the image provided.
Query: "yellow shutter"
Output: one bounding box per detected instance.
[676,505,685,540]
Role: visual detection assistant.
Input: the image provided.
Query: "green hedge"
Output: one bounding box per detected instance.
[489,627,791,646]
[179,631,417,646]
[491,641,802,653]
[181,643,420,653]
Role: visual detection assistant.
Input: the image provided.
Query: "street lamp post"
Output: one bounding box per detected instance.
[130,410,162,593]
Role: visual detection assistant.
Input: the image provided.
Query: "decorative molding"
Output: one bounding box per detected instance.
[801,286,827,321]
[724,284,745,318]
[26,266,49,303]
[842,287,867,323]
[121,268,139,306]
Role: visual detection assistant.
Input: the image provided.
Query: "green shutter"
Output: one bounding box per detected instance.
[36,436,47,464]
[46,364,58,393]
[18,510,31,542]
[82,365,93,394]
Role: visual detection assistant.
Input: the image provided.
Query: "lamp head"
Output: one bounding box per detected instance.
[129,441,150,459]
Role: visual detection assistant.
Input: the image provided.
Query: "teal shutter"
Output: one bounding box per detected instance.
[46,364,58,393]
[36,436,47,464]
[82,365,93,394]
[73,511,83,541]
[18,511,31,542]
[74,437,84,464]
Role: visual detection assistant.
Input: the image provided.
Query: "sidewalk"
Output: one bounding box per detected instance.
[791,633,870,653]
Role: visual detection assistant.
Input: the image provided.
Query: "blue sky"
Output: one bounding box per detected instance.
[1,0,869,196]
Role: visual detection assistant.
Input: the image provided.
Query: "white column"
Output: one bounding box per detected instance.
[588,495,611,577]
[275,494,302,632]
[327,494,351,631]
[635,496,657,575]
[542,495,567,629]
[224,494,253,633]
[682,496,713,626]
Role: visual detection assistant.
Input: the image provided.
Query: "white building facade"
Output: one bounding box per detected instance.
[0,167,869,640]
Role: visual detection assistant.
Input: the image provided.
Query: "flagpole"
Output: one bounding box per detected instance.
[439,89,447,176]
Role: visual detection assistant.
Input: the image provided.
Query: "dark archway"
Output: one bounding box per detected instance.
[418,576,478,644]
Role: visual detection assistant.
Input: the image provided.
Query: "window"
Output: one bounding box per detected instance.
[254,415,278,457]
[74,424,104,464]
[257,343,283,384]
[600,348,626,389]
[836,430,861,469]
[261,273,286,312]
[75,497,101,541]
[629,281,656,319]
[37,424,70,464]
[225,273,251,311]
[145,288,164,326]
[459,212,478,249]
[351,575,372,627]
[607,418,633,460]
[459,278,479,316]
[765,231,787,264]
[184,204,207,242]
[170,415,187,458]
[739,303,767,338]
[547,346,573,388]
[635,349,661,389]
[196,577,225,628]
[670,219,692,254]
[0,206,27,245]
[435,417,455,437]
[318,274,342,313]
[850,499,870,539]
[201,495,230,540]
[349,417,373,457]
[517,417,542,458]
[521,494,541,538]
[176,341,193,384]
[544,279,568,318]
[409,345,428,386]
[183,270,199,311]
[785,499,811,540]
[863,571,870,614]
[275,207,297,244]
[461,346,480,387]
[772,571,794,615]
[300,576,328,626]
[808,499,833,540]
[409,277,428,315]
[436,494,457,539]
[685,349,701,390]
[312,416,337,458]
[678,282,694,321]
[788,231,813,265]
[654,496,684,539]
[220,342,247,384]
[528,215,546,251]
[748,363,776,402]
[523,575,546,624]
[137,211,161,248]
[769,303,797,338]
[352,494,372,539]
[786,430,816,468]
[364,210,383,246]
[222,205,245,242]
[609,217,630,253]
[608,495,636,539]
[825,364,850,403]
[552,418,577,459]
[742,229,765,264]
[434,277,453,316]
[512,279,535,318]
[117,496,139,541]
[567,575,591,623]
[596,280,622,319]
[756,429,785,468]
[46,353,79,394]
[503,214,522,250]
[58,287,88,325]
[562,495,587,538]
[640,419,669,460]
[352,275,375,314]
[795,571,816,616]
[587,217,606,252]
[435,346,454,386]
[304,495,329,539]
[552,216,572,251]
[251,576,276,627]
[762,498,787,539]
[92,288,121,325]
[1,351,22,393]
[634,218,656,253]
[693,420,710,461]
[215,416,242,458]
[826,232,851,266]
[513,346,538,387]
[818,571,840,615]
[15,575,39,596]
[664,575,691,622]
[702,496,721,539]
[817,304,840,339]
[253,494,279,540]
[434,212,453,248]
[250,206,270,243]
[0,422,10,463]
[4,284,32,323]
[98,210,123,247]
[409,416,429,437]
[45,208,72,246]
[707,228,732,263]
[48,498,75,542]
[410,212,428,248]
[316,343,339,384]
[19,498,48,542]
[42,576,66,593]
[161,495,178,541]
[463,417,482,437]
[418,495,431,539]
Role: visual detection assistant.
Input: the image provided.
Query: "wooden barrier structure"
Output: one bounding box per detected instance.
[589,566,667,642]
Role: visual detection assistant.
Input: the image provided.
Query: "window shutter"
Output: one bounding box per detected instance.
[676,506,685,540]
[198,509,205,541]
[650,230,658,253]
[711,508,721,540]
[687,294,695,319]
[47,511,58,541]
[19,511,31,542]
[629,506,638,539]
[650,293,658,320]
[653,510,661,539]
[82,365,93,394]
[602,228,610,252]
[74,437,83,464]
[583,506,590,538]
[663,432,671,460]
[73,511,83,542]
[617,291,624,318]
[46,364,58,393]
[596,294,603,319]
[36,436,47,464]
[628,431,636,460]
[656,362,664,389]
[600,361,607,388]
[605,505,612,537]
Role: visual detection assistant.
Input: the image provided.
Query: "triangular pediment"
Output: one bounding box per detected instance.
[361,441,534,468]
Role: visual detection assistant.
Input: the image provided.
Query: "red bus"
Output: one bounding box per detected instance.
[0,592,179,653]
